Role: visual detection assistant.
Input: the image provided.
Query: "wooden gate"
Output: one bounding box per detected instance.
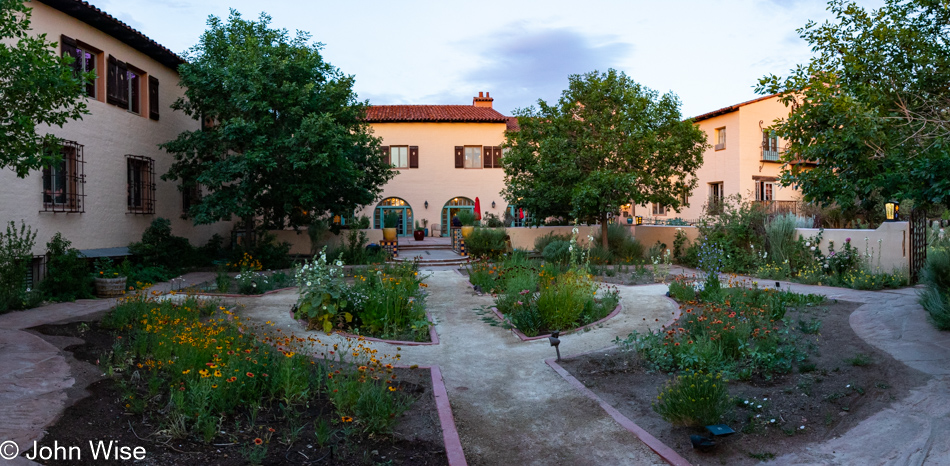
[909,209,928,282]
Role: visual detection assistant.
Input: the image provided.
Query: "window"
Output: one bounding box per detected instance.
[756,181,774,201]
[127,155,155,214]
[42,140,85,213]
[107,56,142,113]
[464,146,481,168]
[652,203,667,216]
[181,184,201,216]
[679,190,689,207]
[715,127,726,151]
[380,146,418,168]
[455,145,502,168]
[762,130,779,161]
[61,36,97,98]
[709,182,724,214]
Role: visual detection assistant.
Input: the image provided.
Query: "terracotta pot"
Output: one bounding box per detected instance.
[413,230,425,241]
[94,276,127,298]
[382,227,397,242]
[461,226,474,238]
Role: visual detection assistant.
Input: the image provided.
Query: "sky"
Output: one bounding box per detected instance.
[88,0,886,118]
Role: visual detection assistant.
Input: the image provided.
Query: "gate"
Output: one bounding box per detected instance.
[909,209,928,283]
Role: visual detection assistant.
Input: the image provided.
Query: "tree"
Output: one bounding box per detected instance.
[0,0,90,177]
[503,69,708,247]
[161,11,393,240]
[757,0,950,211]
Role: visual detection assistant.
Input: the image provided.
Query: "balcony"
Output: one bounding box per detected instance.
[761,149,780,162]
[754,200,799,215]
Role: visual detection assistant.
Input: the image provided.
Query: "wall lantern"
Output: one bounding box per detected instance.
[635,216,643,225]
[491,201,496,209]
[424,200,429,209]
[884,200,899,221]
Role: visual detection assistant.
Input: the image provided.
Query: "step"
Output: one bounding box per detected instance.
[399,244,453,251]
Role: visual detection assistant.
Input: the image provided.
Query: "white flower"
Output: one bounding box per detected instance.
[763,397,768,401]
[756,414,761,418]
[757,405,762,409]
[744,400,749,405]
[846,384,850,388]
[335,260,343,267]
[306,281,312,286]
[805,242,811,247]
[770,419,775,423]
[800,425,805,430]
[569,245,574,252]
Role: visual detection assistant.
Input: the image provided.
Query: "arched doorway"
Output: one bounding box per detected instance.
[441,197,474,237]
[374,197,413,237]
[505,205,526,227]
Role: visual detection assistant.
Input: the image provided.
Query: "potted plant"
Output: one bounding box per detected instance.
[422,218,429,237]
[457,210,476,238]
[382,211,399,242]
[413,220,425,241]
[93,257,126,298]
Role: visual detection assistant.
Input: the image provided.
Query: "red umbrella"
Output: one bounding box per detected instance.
[474,197,482,220]
[519,208,524,220]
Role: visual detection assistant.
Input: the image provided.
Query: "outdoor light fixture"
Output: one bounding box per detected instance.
[491,201,496,209]
[635,216,643,225]
[424,200,429,209]
[548,330,561,361]
[885,200,899,221]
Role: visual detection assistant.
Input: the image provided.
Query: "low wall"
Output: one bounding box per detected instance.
[506,225,600,250]
[269,229,385,256]
[796,221,909,272]
[632,225,700,251]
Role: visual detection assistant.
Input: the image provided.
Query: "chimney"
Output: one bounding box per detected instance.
[473,91,493,108]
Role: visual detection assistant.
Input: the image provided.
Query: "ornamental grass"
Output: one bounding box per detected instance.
[653,370,731,427]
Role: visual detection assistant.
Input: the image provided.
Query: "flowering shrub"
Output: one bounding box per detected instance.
[295,248,351,333]
[653,370,731,427]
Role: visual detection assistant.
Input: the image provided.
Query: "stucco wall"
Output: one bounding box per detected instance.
[796,222,909,272]
[633,225,701,251]
[270,229,385,256]
[358,121,508,235]
[507,225,599,250]
[1,3,234,255]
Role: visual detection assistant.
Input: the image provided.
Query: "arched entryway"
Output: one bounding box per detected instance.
[505,205,527,227]
[374,197,413,237]
[441,197,474,237]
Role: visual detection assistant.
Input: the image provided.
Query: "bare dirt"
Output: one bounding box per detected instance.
[559,299,931,465]
[26,321,448,466]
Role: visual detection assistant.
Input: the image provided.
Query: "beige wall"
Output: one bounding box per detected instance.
[1,3,233,255]
[633,225,700,251]
[797,222,910,272]
[270,229,385,256]
[632,96,799,222]
[358,121,508,234]
[507,225,599,250]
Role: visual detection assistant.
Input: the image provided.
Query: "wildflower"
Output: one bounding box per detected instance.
[341,416,353,423]
[254,438,263,445]
[247,372,255,378]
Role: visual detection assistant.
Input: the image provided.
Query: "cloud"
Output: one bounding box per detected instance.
[458,24,634,114]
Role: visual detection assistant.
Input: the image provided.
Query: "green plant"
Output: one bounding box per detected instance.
[348,262,429,341]
[41,232,93,302]
[653,371,731,427]
[542,240,572,265]
[456,209,476,227]
[534,232,571,254]
[216,264,231,293]
[414,220,424,232]
[765,212,798,266]
[483,213,505,228]
[0,220,38,312]
[383,211,399,229]
[295,248,351,333]
[672,228,690,263]
[845,353,872,367]
[465,228,508,259]
[919,241,950,329]
[128,217,194,272]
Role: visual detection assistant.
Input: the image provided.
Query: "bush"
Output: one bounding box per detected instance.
[765,213,797,266]
[542,240,572,265]
[653,371,731,427]
[328,221,387,265]
[919,243,950,330]
[41,233,93,302]
[456,210,476,227]
[230,231,292,270]
[128,218,193,271]
[534,232,571,254]
[696,195,768,274]
[466,228,508,259]
[599,223,643,263]
[0,221,37,312]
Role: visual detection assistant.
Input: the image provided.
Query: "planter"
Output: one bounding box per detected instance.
[382,227,397,242]
[461,226,474,238]
[424,228,429,237]
[413,230,425,241]
[94,276,127,298]
[627,217,633,224]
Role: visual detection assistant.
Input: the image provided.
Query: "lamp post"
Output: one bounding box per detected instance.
[548,331,561,361]
[885,200,899,221]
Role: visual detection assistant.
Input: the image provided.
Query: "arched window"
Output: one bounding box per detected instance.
[374,197,413,236]
[440,197,474,237]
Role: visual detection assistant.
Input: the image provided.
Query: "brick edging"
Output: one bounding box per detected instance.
[545,357,691,466]
[426,365,468,466]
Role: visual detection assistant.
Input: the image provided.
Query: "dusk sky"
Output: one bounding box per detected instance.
[86,0,884,118]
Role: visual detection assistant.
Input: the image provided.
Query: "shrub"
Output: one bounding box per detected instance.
[230,231,292,270]
[466,228,508,259]
[542,240,572,265]
[534,232,571,254]
[696,195,769,273]
[653,371,731,427]
[383,211,399,228]
[128,218,194,271]
[41,233,93,302]
[456,210,476,226]
[329,223,387,265]
[765,213,798,266]
[599,223,642,263]
[0,221,37,312]
[919,243,950,330]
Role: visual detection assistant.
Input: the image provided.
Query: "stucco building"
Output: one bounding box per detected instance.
[359,93,514,237]
[632,95,803,222]
[1,1,233,270]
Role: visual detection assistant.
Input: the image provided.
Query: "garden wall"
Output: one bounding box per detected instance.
[633,225,701,250]
[796,221,909,272]
[269,229,385,256]
[506,225,600,250]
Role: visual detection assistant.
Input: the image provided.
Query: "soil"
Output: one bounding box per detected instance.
[590,264,672,286]
[559,299,931,465]
[26,321,448,465]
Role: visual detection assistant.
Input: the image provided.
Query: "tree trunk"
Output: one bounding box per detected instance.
[601,212,609,249]
[244,215,255,249]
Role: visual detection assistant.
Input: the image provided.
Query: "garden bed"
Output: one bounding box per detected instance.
[26,313,449,464]
[558,299,930,464]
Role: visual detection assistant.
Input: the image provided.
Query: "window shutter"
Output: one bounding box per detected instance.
[483,146,492,168]
[60,35,80,76]
[409,146,419,168]
[380,146,389,166]
[493,146,502,168]
[116,60,129,109]
[148,76,159,120]
[455,146,464,168]
[107,55,118,105]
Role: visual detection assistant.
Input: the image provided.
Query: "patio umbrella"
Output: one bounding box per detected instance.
[519,208,524,220]
[474,197,482,220]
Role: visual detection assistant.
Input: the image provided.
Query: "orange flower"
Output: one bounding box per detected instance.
[246,372,255,377]
[341,416,353,423]
[253,438,263,445]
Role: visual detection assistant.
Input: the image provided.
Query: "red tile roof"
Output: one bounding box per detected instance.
[505,116,520,131]
[366,105,509,123]
[690,93,781,123]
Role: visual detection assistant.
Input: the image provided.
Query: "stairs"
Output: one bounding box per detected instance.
[392,238,470,267]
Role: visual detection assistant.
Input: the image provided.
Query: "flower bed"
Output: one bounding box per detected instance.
[295,249,431,342]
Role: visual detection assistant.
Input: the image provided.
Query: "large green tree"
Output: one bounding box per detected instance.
[162,11,392,237]
[503,69,708,247]
[0,0,90,177]
[757,0,950,211]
